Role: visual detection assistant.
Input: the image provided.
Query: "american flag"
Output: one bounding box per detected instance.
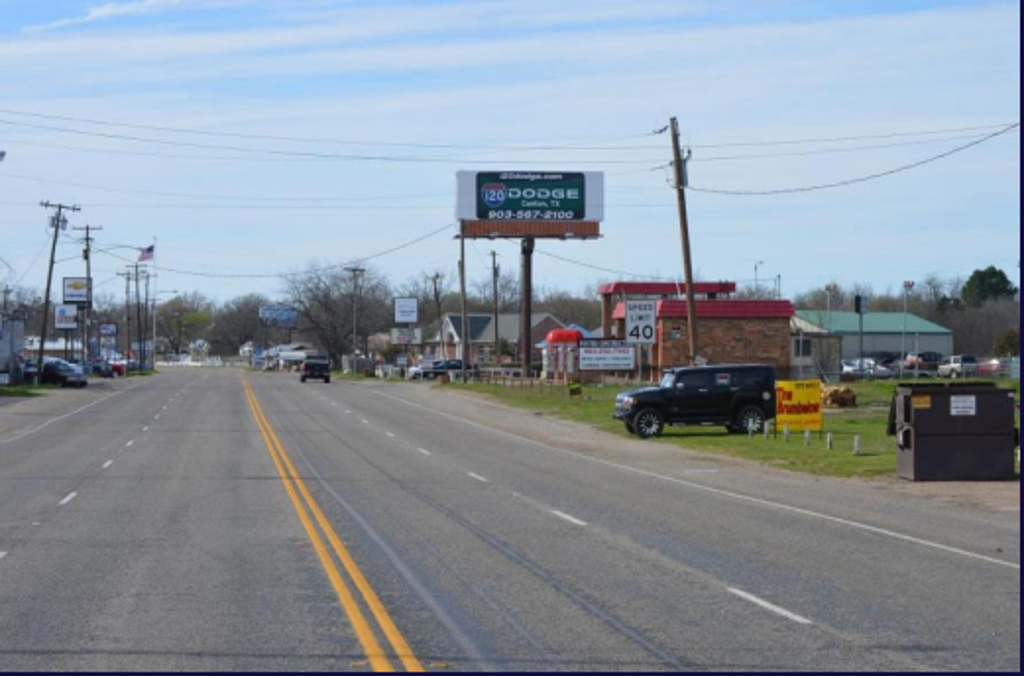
[138,245,154,262]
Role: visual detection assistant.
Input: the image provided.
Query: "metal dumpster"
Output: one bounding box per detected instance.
[889,382,1019,481]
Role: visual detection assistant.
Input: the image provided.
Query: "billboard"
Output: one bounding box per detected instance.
[394,298,418,324]
[579,340,635,371]
[390,328,422,345]
[775,380,823,432]
[456,171,604,238]
[63,277,90,305]
[99,323,118,337]
[54,304,78,330]
[259,305,298,329]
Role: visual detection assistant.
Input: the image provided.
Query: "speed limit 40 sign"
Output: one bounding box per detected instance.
[625,300,656,344]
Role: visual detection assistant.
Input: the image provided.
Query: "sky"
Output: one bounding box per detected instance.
[0,0,1019,306]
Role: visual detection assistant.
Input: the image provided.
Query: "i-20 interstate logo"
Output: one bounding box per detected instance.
[481,183,507,208]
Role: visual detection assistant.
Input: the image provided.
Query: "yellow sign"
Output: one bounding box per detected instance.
[912,394,932,410]
[776,380,823,432]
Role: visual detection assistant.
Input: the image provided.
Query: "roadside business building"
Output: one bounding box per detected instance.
[794,310,953,360]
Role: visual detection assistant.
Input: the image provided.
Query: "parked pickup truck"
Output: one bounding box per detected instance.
[614,364,776,438]
[937,355,978,378]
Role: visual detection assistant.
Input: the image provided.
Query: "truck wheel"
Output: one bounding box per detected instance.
[324,376,331,384]
[633,409,664,439]
[734,406,765,434]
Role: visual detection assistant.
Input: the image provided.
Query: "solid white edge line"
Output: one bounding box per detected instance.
[417,448,431,456]
[102,460,113,469]
[0,380,146,447]
[362,388,1021,571]
[551,510,588,527]
[386,432,396,438]
[57,492,77,507]
[467,472,489,484]
[728,588,813,625]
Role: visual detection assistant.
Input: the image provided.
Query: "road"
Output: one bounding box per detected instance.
[0,368,1018,671]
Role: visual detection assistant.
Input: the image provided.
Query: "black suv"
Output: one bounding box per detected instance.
[614,364,776,438]
[300,356,331,384]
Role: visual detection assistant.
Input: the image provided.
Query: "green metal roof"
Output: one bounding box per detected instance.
[795,310,952,335]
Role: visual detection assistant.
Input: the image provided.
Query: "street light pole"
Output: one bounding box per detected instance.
[754,261,764,298]
[900,280,915,378]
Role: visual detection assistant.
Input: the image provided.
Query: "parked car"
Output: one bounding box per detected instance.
[841,358,894,379]
[903,352,942,371]
[109,359,127,376]
[408,360,442,380]
[415,359,477,380]
[614,364,777,438]
[975,358,1007,378]
[937,355,978,378]
[300,356,331,384]
[40,361,88,388]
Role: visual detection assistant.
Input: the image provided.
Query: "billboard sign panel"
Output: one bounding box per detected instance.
[456,171,604,223]
[390,328,422,345]
[54,304,78,330]
[579,340,635,371]
[776,380,823,432]
[259,305,298,329]
[99,323,118,337]
[393,298,418,324]
[63,277,90,305]
[625,300,657,344]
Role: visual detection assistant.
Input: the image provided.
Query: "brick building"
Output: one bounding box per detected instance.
[601,282,795,374]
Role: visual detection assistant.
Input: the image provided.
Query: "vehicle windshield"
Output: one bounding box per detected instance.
[661,373,676,388]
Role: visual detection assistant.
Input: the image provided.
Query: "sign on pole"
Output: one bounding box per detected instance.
[99,323,118,337]
[776,380,823,432]
[393,298,418,324]
[258,305,298,329]
[624,300,656,344]
[54,304,78,331]
[63,277,90,306]
[579,340,636,371]
[390,328,422,346]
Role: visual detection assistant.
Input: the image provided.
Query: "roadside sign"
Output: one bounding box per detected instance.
[394,298,418,324]
[63,277,90,306]
[776,380,823,432]
[54,304,78,330]
[579,340,635,371]
[99,323,118,337]
[391,327,422,345]
[624,300,656,344]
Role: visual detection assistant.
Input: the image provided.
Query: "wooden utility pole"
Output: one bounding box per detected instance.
[73,223,101,365]
[490,251,500,365]
[670,118,698,364]
[37,201,80,378]
[458,223,468,383]
[119,269,132,370]
[345,267,365,368]
[520,237,535,376]
[431,273,444,360]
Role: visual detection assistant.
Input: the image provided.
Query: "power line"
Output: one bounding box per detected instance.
[0,118,662,164]
[685,122,1018,149]
[686,123,1020,196]
[91,222,457,279]
[0,107,662,151]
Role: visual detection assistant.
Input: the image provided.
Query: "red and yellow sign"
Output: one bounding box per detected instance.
[776,380,823,432]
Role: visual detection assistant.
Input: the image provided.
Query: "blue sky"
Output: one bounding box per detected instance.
[0,0,1019,304]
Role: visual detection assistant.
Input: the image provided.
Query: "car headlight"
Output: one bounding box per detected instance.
[622,396,635,408]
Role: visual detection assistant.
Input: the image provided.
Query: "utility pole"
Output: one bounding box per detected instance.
[72,223,101,365]
[431,273,444,360]
[37,201,80,380]
[345,267,365,370]
[459,224,469,383]
[118,269,132,373]
[133,264,144,372]
[2,285,12,315]
[491,251,500,365]
[143,270,151,369]
[670,118,698,364]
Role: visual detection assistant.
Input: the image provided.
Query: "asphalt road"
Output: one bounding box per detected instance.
[0,368,1018,671]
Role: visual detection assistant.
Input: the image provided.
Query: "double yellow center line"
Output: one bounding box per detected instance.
[242,377,424,672]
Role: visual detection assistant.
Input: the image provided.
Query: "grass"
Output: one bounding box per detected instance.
[447,378,1020,479]
[0,384,50,397]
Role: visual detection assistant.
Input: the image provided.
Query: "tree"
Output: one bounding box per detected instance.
[208,293,270,356]
[993,328,1020,357]
[961,266,1017,307]
[156,293,213,355]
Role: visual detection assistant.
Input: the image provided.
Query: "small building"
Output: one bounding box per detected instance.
[601,281,795,376]
[790,315,843,380]
[426,313,564,365]
[795,311,953,360]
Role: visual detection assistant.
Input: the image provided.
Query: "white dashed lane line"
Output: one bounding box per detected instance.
[126,440,135,448]
[142,426,149,432]
[727,588,813,625]
[551,510,588,527]
[417,448,431,456]
[102,460,113,470]
[0,551,7,561]
[361,419,369,425]
[385,432,396,438]
[57,492,77,507]
[467,472,489,484]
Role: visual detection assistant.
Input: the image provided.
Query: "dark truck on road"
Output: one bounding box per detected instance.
[300,355,331,384]
[614,364,777,438]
